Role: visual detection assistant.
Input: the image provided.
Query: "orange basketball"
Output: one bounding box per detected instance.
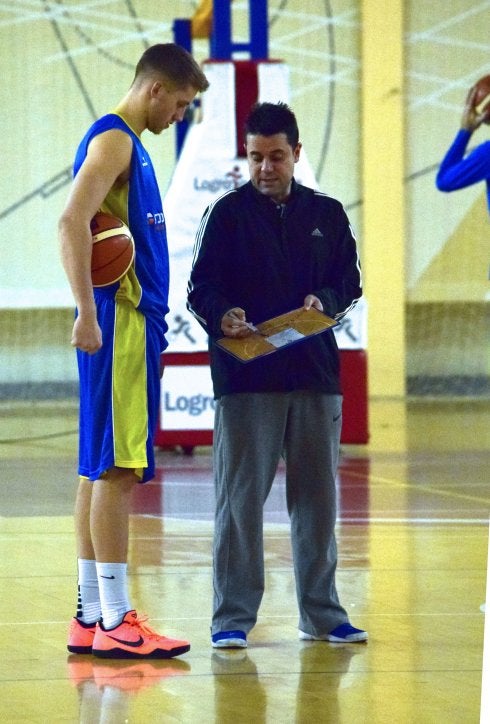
[90,212,134,287]
[472,74,490,116]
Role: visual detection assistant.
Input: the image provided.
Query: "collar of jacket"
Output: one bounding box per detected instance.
[245,177,300,209]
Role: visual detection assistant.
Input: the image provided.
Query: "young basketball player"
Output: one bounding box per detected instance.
[59,44,208,659]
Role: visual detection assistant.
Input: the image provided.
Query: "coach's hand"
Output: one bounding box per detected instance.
[303,294,324,312]
[221,308,256,338]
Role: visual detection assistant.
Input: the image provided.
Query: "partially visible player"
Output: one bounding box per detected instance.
[59,43,208,659]
[436,76,490,214]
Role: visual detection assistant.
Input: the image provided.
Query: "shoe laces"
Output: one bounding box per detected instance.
[128,612,162,640]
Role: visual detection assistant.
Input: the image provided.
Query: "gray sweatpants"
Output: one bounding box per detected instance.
[211,390,349,636]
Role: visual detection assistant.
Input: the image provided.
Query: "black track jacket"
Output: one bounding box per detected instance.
[187,179,362,398]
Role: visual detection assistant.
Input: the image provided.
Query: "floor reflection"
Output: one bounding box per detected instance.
[132,453,372,524]
[67,655,190,723]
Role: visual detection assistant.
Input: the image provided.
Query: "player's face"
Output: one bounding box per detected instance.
[246,133,301,203]
[149,83,196,134]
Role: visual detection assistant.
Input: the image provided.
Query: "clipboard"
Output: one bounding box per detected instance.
[216,306,338,362]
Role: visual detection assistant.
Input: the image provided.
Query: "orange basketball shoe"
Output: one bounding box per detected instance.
[92,610,190,659]
[67,617,97,654]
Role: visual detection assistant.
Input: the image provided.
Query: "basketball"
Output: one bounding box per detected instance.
[90,212,135,287]
[472,74,490,116]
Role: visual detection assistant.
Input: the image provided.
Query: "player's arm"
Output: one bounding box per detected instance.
[435,130,490,191]
[59,130,132,353]
[436,86,490,193]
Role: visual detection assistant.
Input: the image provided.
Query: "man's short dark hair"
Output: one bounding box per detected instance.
[244,102,299,148]
[134,43,209,92]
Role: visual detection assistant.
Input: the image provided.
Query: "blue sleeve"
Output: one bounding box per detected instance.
[436,129,490,191]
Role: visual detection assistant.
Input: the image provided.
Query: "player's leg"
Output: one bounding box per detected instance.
[90,467,137,563]
[68,470,135,652]
[90,301,158,629]
[75,477,95,560]
[69,294,119,653]
[68,479,99,654]
[89,467,136,631]
[90,310,189,658]
[89,467,190,660]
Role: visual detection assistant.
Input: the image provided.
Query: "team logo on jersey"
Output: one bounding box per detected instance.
[147,211,165,230]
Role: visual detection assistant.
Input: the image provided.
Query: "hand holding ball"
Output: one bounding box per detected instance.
[471,75,490,119]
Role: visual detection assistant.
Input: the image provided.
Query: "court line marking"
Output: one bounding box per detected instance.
[0,611,485,627]
[481,516,489,724]
[342,469,490,506]
[127,516,490,526]
[338,517,488,525]
[1,516,487,529]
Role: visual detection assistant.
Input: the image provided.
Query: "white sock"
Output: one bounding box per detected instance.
[76,558,101,624]
[95,562,132,629]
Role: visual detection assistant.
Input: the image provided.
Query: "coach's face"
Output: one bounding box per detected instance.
[246,133,301,204]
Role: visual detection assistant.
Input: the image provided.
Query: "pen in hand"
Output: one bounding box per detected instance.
[243,321,259,333]
[224,309,261,337]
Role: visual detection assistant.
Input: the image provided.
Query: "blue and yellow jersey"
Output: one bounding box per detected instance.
[74,113,170,348]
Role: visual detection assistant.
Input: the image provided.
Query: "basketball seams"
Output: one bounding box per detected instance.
[90,212,135,287]
[92,227,131,244]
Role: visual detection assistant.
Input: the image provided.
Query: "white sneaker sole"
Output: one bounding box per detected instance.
[299,630,368,643]
[212,638,247,648]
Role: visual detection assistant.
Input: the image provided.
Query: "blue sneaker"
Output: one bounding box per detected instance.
[299,623,368,643]
[211,630,247,648]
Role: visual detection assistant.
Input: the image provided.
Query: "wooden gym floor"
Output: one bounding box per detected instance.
[0,398,488,723]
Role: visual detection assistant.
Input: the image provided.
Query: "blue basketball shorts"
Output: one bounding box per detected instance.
[77,292,162,483]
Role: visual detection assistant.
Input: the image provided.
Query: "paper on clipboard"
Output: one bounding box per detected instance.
[216,306,338,362]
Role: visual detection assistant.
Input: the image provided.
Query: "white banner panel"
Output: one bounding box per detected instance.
[160,365,215,430]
